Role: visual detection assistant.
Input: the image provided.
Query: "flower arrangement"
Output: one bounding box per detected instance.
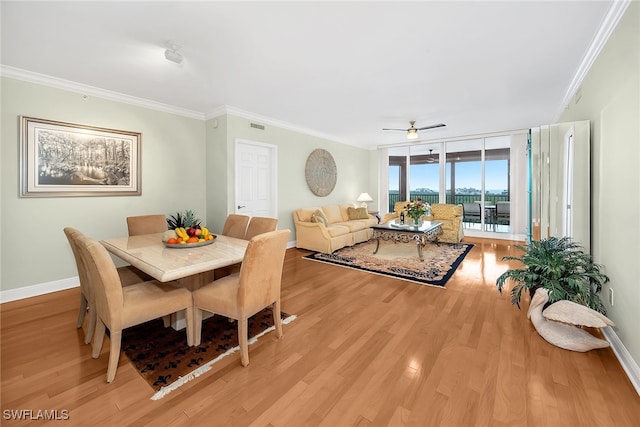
[405,198,430,224]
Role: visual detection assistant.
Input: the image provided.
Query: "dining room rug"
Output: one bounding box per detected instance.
[121,308,296,400]
[303,239,473,287]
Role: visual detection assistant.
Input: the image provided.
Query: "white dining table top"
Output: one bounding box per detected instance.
[100,232,248,283]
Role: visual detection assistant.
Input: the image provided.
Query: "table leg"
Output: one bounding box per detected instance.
[373,237,381,254]
[416,236,425,261]
[171,271,214,330]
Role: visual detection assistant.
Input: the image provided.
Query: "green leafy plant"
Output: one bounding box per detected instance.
[496,236,609,314]
[167,210,201,229]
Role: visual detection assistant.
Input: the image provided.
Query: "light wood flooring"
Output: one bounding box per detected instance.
[2,237,639,426]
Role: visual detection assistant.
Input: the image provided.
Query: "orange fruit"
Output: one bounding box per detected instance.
[187,236,199,243]
[166,237,178,244]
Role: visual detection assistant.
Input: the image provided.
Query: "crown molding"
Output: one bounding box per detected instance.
[554,0,632,121]
[1,65,360,147]
[206,105,357,147]
[0,65,206,120]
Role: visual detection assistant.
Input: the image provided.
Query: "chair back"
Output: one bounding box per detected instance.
[75,234,125,330]
[431,203,463,219]
[496,201,510,217]
[126,214,167,236]
[244,217,278,241]
[393,201,408,214]
[462,203,481,215]
[64,227,92,300]
[222,214,250,239]
[237,229,290,315]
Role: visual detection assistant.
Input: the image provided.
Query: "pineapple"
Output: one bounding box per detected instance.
[167,210,201,229]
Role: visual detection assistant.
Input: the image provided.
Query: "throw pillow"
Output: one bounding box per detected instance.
[310,209,328,226]
[347,207,369,220]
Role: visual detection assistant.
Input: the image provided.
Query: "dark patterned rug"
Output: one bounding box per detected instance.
[304,239,473,287]
[121,307,296,400]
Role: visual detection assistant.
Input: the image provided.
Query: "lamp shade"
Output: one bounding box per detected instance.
[357,193,373,203]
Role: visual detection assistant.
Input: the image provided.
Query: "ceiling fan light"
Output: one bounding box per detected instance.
[407,129,418,139]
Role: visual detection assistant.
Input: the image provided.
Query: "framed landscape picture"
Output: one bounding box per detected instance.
[20,116,141,197]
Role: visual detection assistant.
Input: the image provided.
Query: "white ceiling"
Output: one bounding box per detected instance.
[1,1,616,149]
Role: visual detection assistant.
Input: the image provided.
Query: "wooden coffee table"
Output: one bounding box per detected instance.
[371,220,443,260]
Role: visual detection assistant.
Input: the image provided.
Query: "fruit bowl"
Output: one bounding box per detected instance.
[162,226,216,248]
[163,236,216,249]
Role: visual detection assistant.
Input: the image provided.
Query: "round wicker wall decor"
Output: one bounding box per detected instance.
[305,149,337,197]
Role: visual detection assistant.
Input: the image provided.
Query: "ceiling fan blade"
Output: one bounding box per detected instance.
[416,123,446,131]
[382,128,409,131]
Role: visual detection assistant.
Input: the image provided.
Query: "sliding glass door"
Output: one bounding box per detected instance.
[385,135,514,235]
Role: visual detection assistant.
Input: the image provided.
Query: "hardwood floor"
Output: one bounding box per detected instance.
[2,237,639,426]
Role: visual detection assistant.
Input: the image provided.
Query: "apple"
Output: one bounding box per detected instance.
[187,227,196,237]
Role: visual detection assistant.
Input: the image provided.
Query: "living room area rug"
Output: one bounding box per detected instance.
[121,307,296,400]
[303,239,473,287]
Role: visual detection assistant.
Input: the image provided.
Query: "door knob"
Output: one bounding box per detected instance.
[237,205,246,209]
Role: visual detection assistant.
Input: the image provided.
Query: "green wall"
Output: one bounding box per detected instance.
[1,77,206,293]
[559,3,639,367]
[0,78,375,296]
[207,113,375,238]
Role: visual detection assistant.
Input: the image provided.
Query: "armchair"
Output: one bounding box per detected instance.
[424,203,464,243]
[382,201,409,223]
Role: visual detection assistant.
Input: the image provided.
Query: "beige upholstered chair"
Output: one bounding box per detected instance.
[124,214,169,294]
[244,216,278,241]
[64,227,156,345]
[383,201,409,223]
[75,233,194,383]
[222,214,250,239]
[126,214,167,236]
[192,229,290,367]
[424,203,464,243]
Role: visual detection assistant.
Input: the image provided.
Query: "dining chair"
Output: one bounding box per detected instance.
[64,227,157,345]
[126,214,168,236]
[75,233,194,383]
[244,216,278,241]
[192,229,291,367]
[124,214,168,282]
[222,214,250,239]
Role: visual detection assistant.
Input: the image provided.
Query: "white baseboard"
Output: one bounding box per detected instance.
[602,327,640,396]
[0,277,79,303]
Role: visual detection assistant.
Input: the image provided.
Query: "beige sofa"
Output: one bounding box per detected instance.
[293,204,377,253]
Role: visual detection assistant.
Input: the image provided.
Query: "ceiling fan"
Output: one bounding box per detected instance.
[382,120,446,140]
[426,149,438,163]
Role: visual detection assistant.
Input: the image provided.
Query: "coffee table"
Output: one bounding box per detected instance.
[371,220,443,260]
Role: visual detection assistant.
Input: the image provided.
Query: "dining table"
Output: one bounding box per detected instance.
[100,232,248,330]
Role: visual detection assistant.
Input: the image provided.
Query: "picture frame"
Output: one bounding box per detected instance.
[20,116,141,197]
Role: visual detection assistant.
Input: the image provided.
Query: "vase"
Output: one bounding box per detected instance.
[410,215,422,226]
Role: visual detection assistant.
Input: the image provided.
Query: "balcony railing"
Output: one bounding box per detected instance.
[388,192,509,213]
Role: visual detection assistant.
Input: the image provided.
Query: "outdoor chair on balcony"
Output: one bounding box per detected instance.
[496,201,510,225]
[462,203,482,226]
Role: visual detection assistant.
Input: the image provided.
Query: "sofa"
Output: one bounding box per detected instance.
[293,204,377,253]
[383,202,464,244]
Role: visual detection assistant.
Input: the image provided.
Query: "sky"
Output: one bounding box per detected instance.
[389,160,509,192]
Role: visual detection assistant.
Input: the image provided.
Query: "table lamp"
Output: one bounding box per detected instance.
[357,192,373,208]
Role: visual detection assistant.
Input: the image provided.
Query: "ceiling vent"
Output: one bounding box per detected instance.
[249,122,265,131]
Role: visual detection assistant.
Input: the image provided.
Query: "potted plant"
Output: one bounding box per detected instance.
[496,236,609,314]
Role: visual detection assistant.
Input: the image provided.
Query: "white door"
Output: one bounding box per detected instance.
[235,139,277,218]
